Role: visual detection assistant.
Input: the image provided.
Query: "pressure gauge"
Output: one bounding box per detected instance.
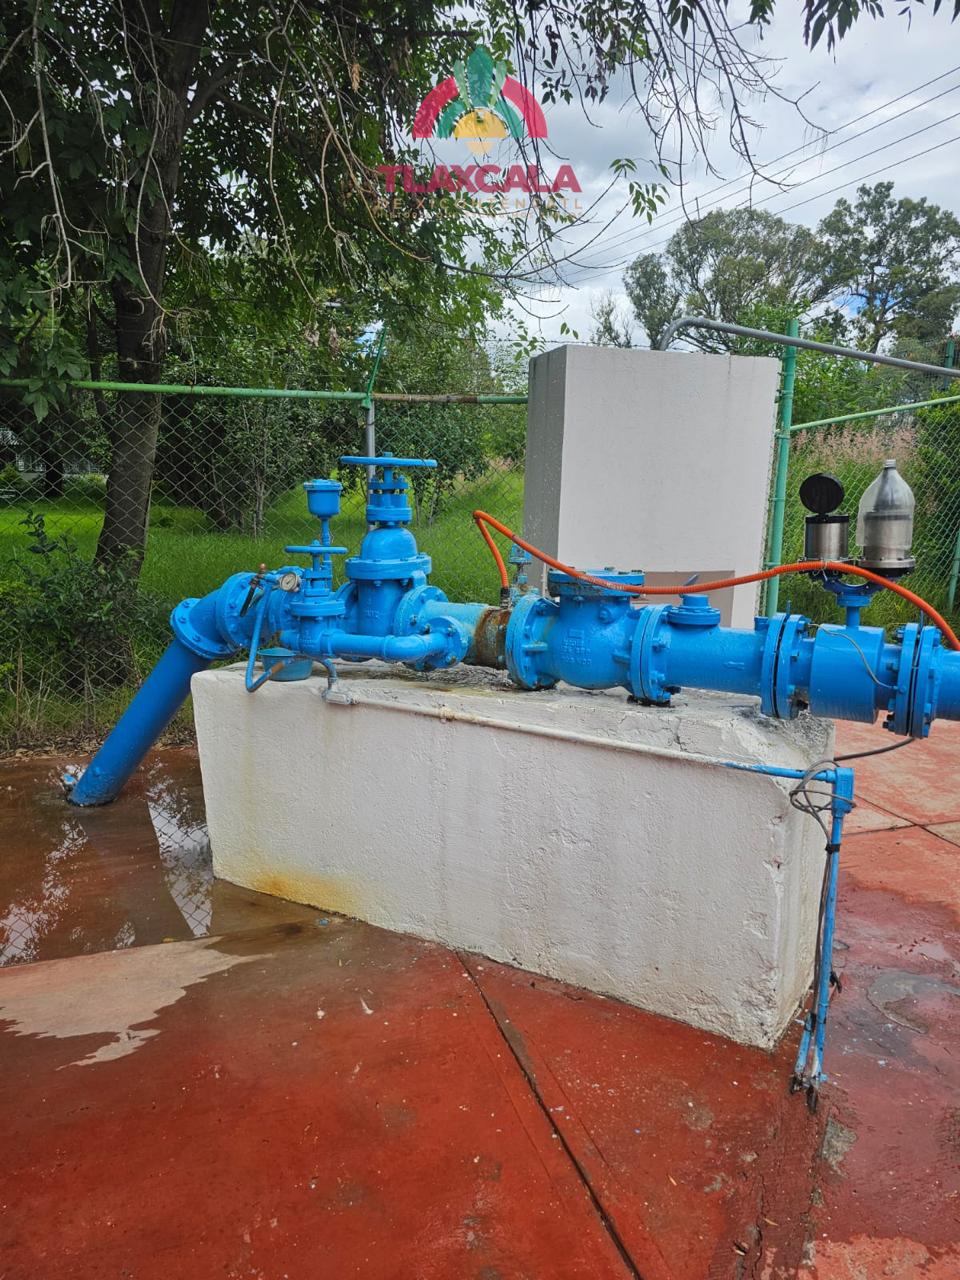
[277,571,301,592]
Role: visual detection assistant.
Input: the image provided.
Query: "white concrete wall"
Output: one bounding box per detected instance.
[525,346,780,628]
[194,664,833,1048]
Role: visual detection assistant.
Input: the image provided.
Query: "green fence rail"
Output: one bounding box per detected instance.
[0,377,527,405]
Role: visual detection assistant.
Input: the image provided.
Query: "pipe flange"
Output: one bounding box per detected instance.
[911,627,942,738]
[289,593,347,621]
[505,593,557,689]
[630,604,672,704]
[888,623,940,738]
[408,617,465,672]
[171,598,235,661]
[773,614,809,719]
[344,552,432,582]
[760,612,808,719]
[393,583,448,634]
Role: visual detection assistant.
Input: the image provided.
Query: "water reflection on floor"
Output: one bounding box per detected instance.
[0,748,315,966]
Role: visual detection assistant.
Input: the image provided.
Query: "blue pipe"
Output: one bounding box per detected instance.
[327,631,449,662]
[790,765,854,1106]
[67,458,960,811]
[67,639,214,806]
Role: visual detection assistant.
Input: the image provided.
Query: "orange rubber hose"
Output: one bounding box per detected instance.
[472,509,960,652]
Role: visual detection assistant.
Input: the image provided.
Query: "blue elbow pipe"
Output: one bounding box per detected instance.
[67,639,214,806]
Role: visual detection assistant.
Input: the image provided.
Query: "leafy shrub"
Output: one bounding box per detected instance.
[0,462,23,495]
[65,472,107,502]
[0,512,169,697]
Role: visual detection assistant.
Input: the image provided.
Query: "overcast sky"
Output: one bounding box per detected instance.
[478,4,960,346]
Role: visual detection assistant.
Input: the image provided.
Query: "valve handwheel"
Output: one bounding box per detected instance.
[340,454,438,470]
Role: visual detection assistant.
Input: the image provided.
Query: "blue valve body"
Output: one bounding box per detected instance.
[68,455,960,805]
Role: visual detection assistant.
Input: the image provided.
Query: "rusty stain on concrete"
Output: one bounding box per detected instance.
[245,868,365,918]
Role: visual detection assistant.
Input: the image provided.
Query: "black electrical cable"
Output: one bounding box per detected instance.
[788,759,847,1056]
[789,758,838,841]
[568,115,960,285]
[836,737,915,762]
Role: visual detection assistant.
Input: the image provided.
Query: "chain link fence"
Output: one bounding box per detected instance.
[0,382,526,751]
[776,381,960,628]
[5,349,960,753]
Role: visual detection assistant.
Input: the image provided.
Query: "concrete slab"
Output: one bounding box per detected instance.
[2,736,959,1277]
[845,798,911,834]
[462,953,820,1279]
[927,821,960,847]
[842,826,960,918]
[0,921,632,1280]
[834,720,960,825]
[797,825,960,1278]
[194,663,833,1048]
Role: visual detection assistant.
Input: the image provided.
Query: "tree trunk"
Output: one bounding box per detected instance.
[96,379,161,565]
[94,0,210,574]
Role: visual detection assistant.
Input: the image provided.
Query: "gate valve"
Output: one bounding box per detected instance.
[340,454,437,526]
[283,541,348,619]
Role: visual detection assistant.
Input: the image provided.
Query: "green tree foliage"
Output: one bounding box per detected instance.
[588,292,633,348]
[818,182,960,352]
[0,0,513,573]
[624,209,834,351]
[373,329,526,522]
[0,513,167,696]
[3,0,954,579]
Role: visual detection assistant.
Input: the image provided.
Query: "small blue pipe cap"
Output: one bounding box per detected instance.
[304,478,342,518]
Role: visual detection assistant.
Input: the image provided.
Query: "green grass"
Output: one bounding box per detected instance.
[0,467,524,608]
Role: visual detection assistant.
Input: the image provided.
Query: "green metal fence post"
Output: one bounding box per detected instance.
[764,317,799,616]
[942,336,956,392]
[362,327,387,485]
[948,525,960,613]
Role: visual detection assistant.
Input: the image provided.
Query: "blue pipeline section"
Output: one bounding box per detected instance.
[67,639,213,805]
[68,454,960,805]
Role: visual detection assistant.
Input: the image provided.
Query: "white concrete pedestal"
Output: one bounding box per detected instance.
[193,664,833,1048]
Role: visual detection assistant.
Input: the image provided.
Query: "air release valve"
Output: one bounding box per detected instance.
[856,459,916,577]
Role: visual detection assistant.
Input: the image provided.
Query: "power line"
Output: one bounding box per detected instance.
[558,67,960,271]
[563,109,960,287]
[560,79,960,276]
[752,129,960,220]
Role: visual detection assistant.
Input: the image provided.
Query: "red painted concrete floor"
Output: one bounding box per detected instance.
[0,726,958,1279]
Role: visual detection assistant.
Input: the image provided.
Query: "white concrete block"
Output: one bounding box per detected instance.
[525,345,780,628]
[193,664,833,1048]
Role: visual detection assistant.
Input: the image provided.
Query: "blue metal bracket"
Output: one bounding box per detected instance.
[788,764,855,1112]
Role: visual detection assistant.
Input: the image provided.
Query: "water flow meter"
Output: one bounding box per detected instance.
[800,472,850,562]
[856,459,915,576]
